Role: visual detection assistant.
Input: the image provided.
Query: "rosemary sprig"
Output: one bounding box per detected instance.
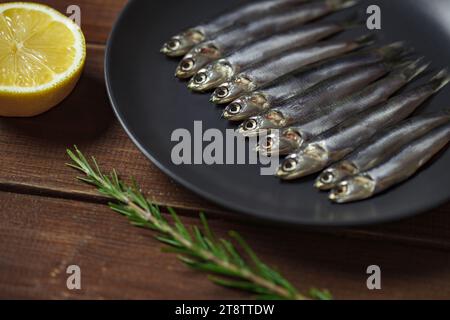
[66,147,331,300]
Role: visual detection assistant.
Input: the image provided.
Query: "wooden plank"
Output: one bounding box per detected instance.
[0,45,223,215]
[1,191,449,300]
[1,0,127,44]
[1,46,450,250]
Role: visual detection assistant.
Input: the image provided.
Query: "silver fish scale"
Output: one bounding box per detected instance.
[226,23,344,69]
[309,83,443,163]
[296,66,423,136]
[274,63,389,120]
[198,0,309,37]
[261,51,388,104]
[345,114,450,173]
[368,123,450,193]
[245,41,360,86]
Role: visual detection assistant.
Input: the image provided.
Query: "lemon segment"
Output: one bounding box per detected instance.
[0,2,86,117]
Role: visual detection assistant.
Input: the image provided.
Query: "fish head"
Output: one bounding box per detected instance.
[276,144,328,180]
[314,161,358,191]
[222,93,269,121]
[188,60,234,92]
[329,175,376,203]
[176,43,221,79]
[211,75,255,104]
[237,110,285,137]
[256,128,303,156]
[161,29,205,57]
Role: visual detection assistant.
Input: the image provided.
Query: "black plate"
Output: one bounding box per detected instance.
[105,0,450,226]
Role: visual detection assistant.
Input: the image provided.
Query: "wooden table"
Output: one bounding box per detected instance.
[1,0,449,300]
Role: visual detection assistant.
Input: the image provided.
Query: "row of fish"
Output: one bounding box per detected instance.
[161,0,450,203]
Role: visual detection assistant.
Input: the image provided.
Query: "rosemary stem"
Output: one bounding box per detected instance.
[66,148,329,300]
[126,201,306,300]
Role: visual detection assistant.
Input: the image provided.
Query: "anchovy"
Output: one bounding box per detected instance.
[161,0,311,57]
[240,59,427,138]
[272,71,450,180]
[187,18,358,89]
[243,62,397,137]
[317,111,450,191]
[210,34,374,104]
[178,0,358,79]
[224,43,408,121]
[329,122,450,203]
[268,70,449,157]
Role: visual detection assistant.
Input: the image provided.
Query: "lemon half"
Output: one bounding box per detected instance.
[0,2,86,117]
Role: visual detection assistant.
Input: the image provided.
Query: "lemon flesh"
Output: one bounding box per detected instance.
[0,3,86,117]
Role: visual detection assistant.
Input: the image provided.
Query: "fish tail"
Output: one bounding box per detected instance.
[355,34,376,48]
[397,57,430,82]
[376,42,414,62]
[429,69,450,93]
[328,0,359,11]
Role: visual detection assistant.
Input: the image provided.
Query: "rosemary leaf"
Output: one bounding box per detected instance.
[66,147,331,300]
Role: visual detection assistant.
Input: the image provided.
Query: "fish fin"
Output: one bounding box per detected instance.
[355,34,376,48]
[328,0,359,11]
[429,69,450,93]
[397,57,430,82]
[376,42,415,62]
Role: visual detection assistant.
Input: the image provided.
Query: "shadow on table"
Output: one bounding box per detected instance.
[210,202,450,299]
[0,73,114,145]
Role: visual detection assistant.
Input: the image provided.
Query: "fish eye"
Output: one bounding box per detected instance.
[218,60,231,68]
[244,119,257,131]
[181,58,195,71]
[336,182,349,195]
[215,86,229,98]
[321,171,335,184]
[228,102,241,114]
[284,130,299,140]
[194,72,207,84]
[250,95,258,103]
[282,158,298,172]
[167,39,180,50]
[263,137,273,149]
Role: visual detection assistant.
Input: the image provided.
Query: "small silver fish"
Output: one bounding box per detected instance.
[329,122,450,203]
[312,70,450,190]
[211,34,374,104]
[317,110,450,191]
[187,18,357,89]
[271,71,450,180]
[224,43,408,121]
[242,59,427,138]
[179,0,358,79]
[161,0,310,57]
[268,70,449,158]
[275,61,430,181]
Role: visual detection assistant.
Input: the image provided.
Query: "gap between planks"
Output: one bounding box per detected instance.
[1,181,450,253]
[1,40,449,252]
[0,180,225,220]
[87,43,106,50]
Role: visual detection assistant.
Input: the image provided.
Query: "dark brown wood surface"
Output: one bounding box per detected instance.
[0,0,449,300]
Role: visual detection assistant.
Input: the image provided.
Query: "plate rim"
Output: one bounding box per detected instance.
[104,0,450,227]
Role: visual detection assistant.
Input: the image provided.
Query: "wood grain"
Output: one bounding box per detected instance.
[1,42,450,253]
[1,0,450,300]
[1,191,449,300]
[0,45,223,214]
